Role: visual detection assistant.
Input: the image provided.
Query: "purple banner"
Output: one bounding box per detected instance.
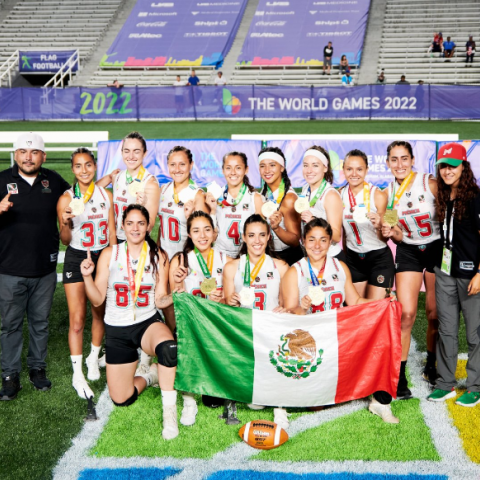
[19,50,78,73]
[237,0,371,66]
[101,0,248,68]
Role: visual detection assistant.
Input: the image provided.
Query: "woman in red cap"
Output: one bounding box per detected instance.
[427,143,480,407]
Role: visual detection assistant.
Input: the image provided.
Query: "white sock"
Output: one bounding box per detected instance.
[140,350,152,366]
[71,355,83,377]
[182,392,196,405]
[89,344,101,359]
[161,390,177,406]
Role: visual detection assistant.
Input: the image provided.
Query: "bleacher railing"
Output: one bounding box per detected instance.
[0,51,19,88]
[44,50,80,88]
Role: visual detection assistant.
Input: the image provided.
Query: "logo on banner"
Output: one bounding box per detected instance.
[222,89,241,115]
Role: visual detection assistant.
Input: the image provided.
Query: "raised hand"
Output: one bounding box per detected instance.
[80,248,95,277]
[173,253,188,284]
[0,192,13,214]
[183,199,194,218]
[205,192,218,214]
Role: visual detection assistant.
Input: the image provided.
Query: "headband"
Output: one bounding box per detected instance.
[303,149,329,168]
[258,151,285,167]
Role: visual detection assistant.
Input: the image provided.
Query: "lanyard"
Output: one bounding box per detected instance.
[388,171,414,209]
[74,181,95,203]
[125,241,148,319]
[266,179,285,204]
[173,178,195,204]
[348,182,370,211]
[126,166,146,185]
[443,204,455,250]
[308,178,328,207]
[194,247,214,279]
[243,254,266,287]
[221,183,247,208]
[307,258,326,287]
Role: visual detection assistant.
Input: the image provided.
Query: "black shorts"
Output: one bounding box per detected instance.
[346,246,395,287]
[275,244,304,266]
[116,237,126,245]
[395,239,443,274]
[333,249,346,263]
[105,312,163,365]
[63,246,102,284]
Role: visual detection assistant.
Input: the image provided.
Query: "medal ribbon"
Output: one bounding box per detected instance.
[307,258,326,287]
[308,178,327,207]
[74,181,95,203]
[221,183,247,208]
[244,254,266,287]
[266,179,285,204]
[348,182,371,212]
[126,166,146,185]
[388,171,414,209]
[194,247,213,279]
[174,178,195,204]
[125,241,148,319]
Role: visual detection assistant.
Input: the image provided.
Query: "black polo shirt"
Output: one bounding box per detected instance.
[0,164,70,277]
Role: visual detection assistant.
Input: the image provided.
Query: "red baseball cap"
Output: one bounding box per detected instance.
[435,142,467,167]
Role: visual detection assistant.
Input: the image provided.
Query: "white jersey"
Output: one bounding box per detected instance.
[105,243,157,327]
[234,254,281,311]
[67,185,111,252]
[158,181,202,260]
[184,248,226,299]
[113,169,157,241]
[264,186,298,252]
[294,256,346,313]
[387,172,440,245]
[301,182,342,256]
[215,187,259,258]
[341,184,387,253]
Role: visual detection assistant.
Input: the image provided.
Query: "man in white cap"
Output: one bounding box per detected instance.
[0,132,70,400]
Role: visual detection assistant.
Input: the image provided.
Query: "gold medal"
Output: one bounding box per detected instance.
[200,278,217,295]
[352,206,368,224]
[239,286,255,306]
[309,285,325,306]
[128,180,144,197]
[384,209,399,227]
[294,197,310,214]
[69,198,85,216]
[261,201,277,219]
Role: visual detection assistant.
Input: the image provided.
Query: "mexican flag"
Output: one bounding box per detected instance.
[173,293,402,407]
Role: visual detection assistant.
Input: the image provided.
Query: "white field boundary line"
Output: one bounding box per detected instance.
[54,340,480,480]
[57,251,65,283]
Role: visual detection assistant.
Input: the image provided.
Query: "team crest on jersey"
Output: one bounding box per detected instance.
[270,329,323,380]
[243,204,249,210]
[377,275,385,284]
[358,253,366,259]
[41,180,49,188]
[216,268,222,274]
[419,245,427,252]
[168,202,172,207]
[418,195,425,203]
[100,203,106,209]
[321,279,327,286]
[92,207,97,213]
[255,276,260,283]
[145,265,151,273]
[332,274,339,281]
[406,192,411,198]
[122,190,126,196]
[267,272,273,279]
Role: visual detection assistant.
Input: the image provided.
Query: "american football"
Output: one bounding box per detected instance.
[238,420,289,450]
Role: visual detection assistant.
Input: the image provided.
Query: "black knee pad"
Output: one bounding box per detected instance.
[112,387,138,407]
[155,340,177,367]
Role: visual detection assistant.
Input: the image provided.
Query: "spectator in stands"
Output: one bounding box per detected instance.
[323,42,333,75]
[443,36,456,61]
[466,36,476,66]
[341,71,353,86]
[188,70,202,106]
[396,75,410,85]
[173,75,187,114]
[428,32,443,55]
[415,80,426,112]
[214,71,227,86]
[339,55,349,75]
[107,79,124,89]
[376,70,386,84]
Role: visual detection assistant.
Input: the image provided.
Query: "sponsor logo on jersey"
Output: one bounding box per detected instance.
[267,272,273,279]
[358,253,365,259]
[377,275,385,284]
[168,202,172,207]
[243,204,249,210]
[217,268,223,274]
[418,195,425,203]
[321,279,327,286]
[66,272,72,278]
[406,192,411,198]
[122,190,126,196]
[255,276,260,282]
[332,274,339,281]
[100,203,106,209]
[460,261,474,270]
[145,265,151,272]
[418,245,426,251]
[92,207,97,213]
[50,253,57,262]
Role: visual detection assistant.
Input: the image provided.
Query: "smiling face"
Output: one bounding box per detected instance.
[223,155,247,189]
[121,138,146,172]
[386,146,415,181]
[439,162,463,188]
[71,152,96,185]
[344,155,367,188]
[303,154,327,187]
[168,151,193,185]
[304,227,331,262]
[243,221,270,257]
[189,216,214,252]
[259,158,284,186]
[124,209,148,245]
[15,148,45,177]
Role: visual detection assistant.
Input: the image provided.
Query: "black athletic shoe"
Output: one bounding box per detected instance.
[422,364,438,388]
[396,376,413,400]
[202,395,223,408]
[0,373,22,400]
[29,368,52,391]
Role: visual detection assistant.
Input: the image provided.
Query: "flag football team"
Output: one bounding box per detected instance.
[2,132,480,441]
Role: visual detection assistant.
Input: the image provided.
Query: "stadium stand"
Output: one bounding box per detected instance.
[378,0,480,85]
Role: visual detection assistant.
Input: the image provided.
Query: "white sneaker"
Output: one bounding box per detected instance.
[98,354,106,368]
[85,355,101,381]
[368,398,399,424]
[135,362,151,377]
[180,402,198,426]
[273,407,289,430]
[136,364,158,388]
[72,374,94,399]
[247,403,265,410]
[162,404,179,440]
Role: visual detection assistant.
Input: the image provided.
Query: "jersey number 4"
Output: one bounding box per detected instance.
[227,221,241,246]
[114,283,152,308]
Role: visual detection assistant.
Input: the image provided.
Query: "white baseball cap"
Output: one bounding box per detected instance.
[14,132,45,152]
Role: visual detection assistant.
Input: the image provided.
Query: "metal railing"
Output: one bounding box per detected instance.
[0,51,19,87]
[44,50,79,88]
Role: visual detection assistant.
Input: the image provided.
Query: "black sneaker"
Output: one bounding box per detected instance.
[422,364,438,388]
[396,377,413,400]
[0,373,22,400]
[202,395,223,408]
[29,368,52,391]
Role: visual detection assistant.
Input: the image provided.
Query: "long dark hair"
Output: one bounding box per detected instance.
[122,131,147,153]
[177,211,215,268]
[122,204,167,277]
[259,147,291,207]
[304,145,333,184]
[436,162,479,222]
[302,217,333,242]
[222,151,255,193]
[237,214,277,259]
